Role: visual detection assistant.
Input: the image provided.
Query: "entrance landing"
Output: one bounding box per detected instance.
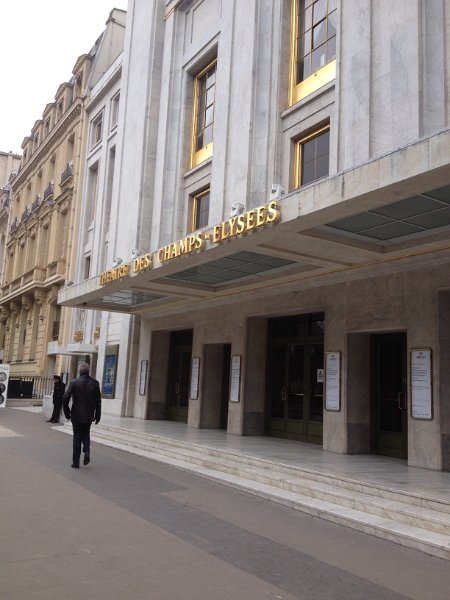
[97,414,450,500]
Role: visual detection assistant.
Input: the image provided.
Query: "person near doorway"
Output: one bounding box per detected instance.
[47,375,66,423]
[62,362,101,469]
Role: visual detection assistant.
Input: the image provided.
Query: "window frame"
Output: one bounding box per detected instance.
[293,123,330,189]
[190,188,210,232]
[190,60,217,169]
[90,111,104,148]
[110,92,120,130]
[289,0,337,105]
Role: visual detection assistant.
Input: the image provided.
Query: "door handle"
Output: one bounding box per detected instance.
[397,391,406,410]
[175,382,180,394]
[281,386,287,402]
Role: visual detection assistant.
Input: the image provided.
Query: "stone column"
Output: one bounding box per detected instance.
[146,329,170,420]
[242,317,268,435]
[438,291,450,471]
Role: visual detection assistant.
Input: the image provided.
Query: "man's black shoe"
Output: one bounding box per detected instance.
[46,419,53,422]
[83,451,90,466]
[71,463,79,469]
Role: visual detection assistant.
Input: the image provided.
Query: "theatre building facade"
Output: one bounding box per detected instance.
[59,0,450,471]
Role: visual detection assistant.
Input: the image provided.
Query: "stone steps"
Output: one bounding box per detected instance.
[62,422,450,559]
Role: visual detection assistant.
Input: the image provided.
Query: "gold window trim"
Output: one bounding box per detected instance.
[190,188,210,232]
[190,60,217,169]
[293,123,330,189]
[289,0,337,106]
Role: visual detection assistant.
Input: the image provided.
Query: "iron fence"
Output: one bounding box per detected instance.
[7,376,54,399]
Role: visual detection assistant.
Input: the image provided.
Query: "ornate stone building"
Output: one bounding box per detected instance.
[60,0,450,471]
[0,151,21,362]
[0,9,126,381]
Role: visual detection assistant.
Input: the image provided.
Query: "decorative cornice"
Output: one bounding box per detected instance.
[12,101,83,189]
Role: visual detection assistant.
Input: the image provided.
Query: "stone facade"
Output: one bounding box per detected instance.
[0,10,126,381]
[59,1,450,470]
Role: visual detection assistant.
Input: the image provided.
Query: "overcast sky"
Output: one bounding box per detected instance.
[0,0,128,155]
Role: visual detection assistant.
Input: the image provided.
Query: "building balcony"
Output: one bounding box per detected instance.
[1,185,11,209]
[20,207,30,223]
[43,182,54,203]
[60,162,73,187]
[31,194,41,213]
[1,267,47,298]
[46,260,66,279]
[10,277,21,293]
[9,218,18,234]
[22,267,46,286]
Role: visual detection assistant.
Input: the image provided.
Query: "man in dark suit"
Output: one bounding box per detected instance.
[63,362,101,469]
[47,374,66,423]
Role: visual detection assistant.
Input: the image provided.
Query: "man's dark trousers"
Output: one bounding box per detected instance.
[72,422,91,466]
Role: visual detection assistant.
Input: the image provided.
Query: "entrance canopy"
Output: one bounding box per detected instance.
[58,129,450,317]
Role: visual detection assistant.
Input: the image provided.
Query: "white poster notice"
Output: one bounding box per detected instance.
[0,364,11,408]
[230,356,241,402]
[411,349,432,420]
[190,357,200,400]
[325,352,340,411]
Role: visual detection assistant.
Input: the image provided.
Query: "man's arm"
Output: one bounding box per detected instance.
[94,381,101,424]
[62,383,73,419]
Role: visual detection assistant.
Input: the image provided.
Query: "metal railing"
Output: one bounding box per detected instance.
[7,376,54,399]
[60,162,73,185]
[20,207,29,222]
[10,218,18,234]
[32,194,41,212]
[43,182,54,202]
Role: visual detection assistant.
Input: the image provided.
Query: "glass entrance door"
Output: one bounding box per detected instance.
[372,333,407,458]
[268,314,324,443]
[167,330,192,423]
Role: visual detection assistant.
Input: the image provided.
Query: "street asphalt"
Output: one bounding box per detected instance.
[1,407,450,600]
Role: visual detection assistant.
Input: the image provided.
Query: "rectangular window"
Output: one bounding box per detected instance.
[294,125,330,188]
[84,256,91,279]
[91,112,103,148]
[290,0,337,104]
[191,60,216,168]
[190,189,210,231]
[111,93,120,129]
[57,210,69,260]
[57,100,64,121]
[87,163,99,223]
[40,225,50,267]
[26,235,36,271]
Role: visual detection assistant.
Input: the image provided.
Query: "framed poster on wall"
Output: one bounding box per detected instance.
[325,351,341,411]
[229,355,241,402]
[190,357,200,400]
[102,345,119,398]
[0,364,11,408]
[139,360,148,396]
[410,349,433,420]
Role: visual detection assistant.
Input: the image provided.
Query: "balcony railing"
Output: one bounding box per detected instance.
[22,267,46,285]
[60,162,73,186]
[31,194,41,212]
[46,260,65,279]
[1,186,11,208]
[9,218,18,234]
[43,182,54,202]
[20,207,30,223]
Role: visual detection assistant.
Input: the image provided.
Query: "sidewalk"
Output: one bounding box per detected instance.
[12,406,450,558]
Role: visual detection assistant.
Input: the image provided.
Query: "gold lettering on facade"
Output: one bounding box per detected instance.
[99,201,281,278]
[208,202,279,249]
[158,232,207,264]
[99,263,130,285]
[133,253,152,273]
